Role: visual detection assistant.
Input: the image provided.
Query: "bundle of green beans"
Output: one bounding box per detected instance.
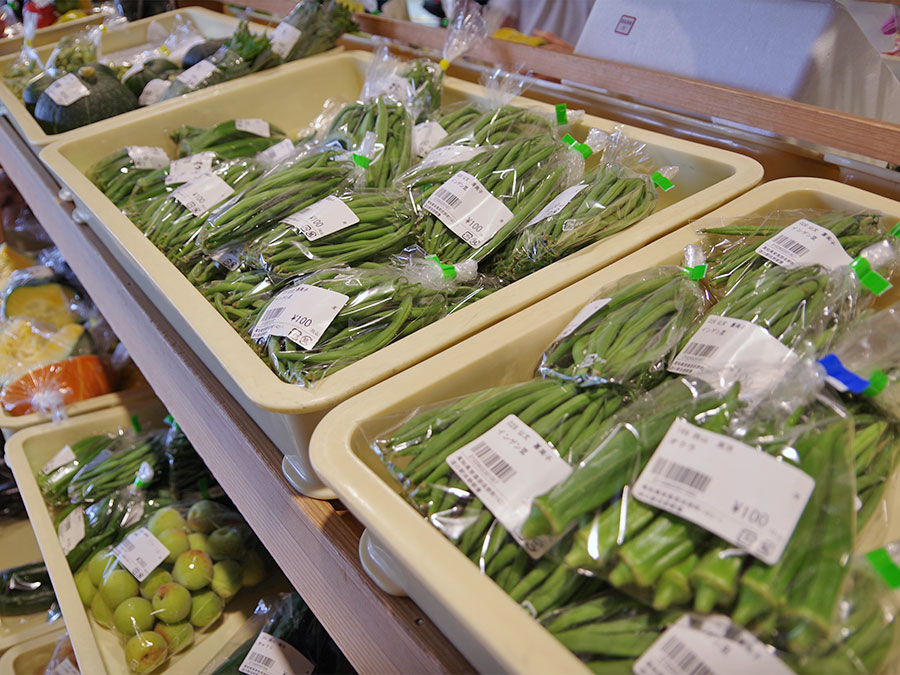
[400,135,575,264]
[489,163,659,281]
[249,262,493,386]
[702,211,886,295]
[325,96,413,188]
[247,189,416,279]
[199,148,351,254]
[842,401,900,529]
[36,434,117,505]
[66,431,166,504]
[88,148,171,208]
[538,268,707,390]
[170,119,287,159]
[200,269,279,333]
[435,104,555,147]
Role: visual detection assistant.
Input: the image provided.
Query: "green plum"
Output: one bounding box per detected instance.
[187,532,209,554]
[124,631,168,673]
[154,620,194,654]
[158,528,190,564]
[91,592,114,628]
[113,597,154,635]
[207,526,244,561]
[241,549,265,587]
[99,569,139,610]
[146,507,187,537]
[211,560,242,602]
[186,501,228,534]
[74,567,96,606]
[189,589,224,628]
[172,550,213,590]
[151,583,191,624]
[87,546,119,586]
[139,569,172,600]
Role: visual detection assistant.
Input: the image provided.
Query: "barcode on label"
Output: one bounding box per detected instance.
[262,306,285,321]
[681,342,718,359]
[432,187,461,208]
[769,234,809,257]
[471,441,516,482]
[662,636,714,675]
[652,458,712,492]
[249,653,274,668]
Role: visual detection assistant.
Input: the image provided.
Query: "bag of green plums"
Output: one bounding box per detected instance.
[71,499,268,673]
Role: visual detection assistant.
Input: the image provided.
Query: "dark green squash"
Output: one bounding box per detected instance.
[182,40,225,70]
[33,66,139,135]
[122,58,179,97]
[22,72,60,115]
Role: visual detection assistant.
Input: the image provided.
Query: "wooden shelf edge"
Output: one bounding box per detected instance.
[0,119,470,674]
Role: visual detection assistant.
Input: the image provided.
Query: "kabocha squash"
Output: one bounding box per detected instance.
[22,72,61,115]
[0,319,91,387]
[33,65,138,135]
[3,281,80,328]
[122,58,179,98]
[0,245,34,291]
[1,354,113,416]
[181,40,224,69]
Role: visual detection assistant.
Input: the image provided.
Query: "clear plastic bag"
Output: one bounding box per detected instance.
[36,432,119,505]
[200,269,276,333]
[2,11,43,100]
[88,145,172,207]
[245,187,416,280]
[269,0,357,65]
[164,416,222,502]
[360,45,445,124]
[43,632,79,675]
[170,119,288,160]
[0,6,23,40]
[45,25,103,73]
[0,318,91,388]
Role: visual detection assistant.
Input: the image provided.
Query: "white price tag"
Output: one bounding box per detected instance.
[634,615,794,675]
[126,146,170,170]
[41,444,76,475]
[172,174,234,216]
[176,59,218,88]
[633,418,815,565]
[58,506,85,556]
[555,298,611,340]
[256,138,295,165]
[413,121,448,156]
[49,658,80,675]
[282,196,359,241]
[112,527,169,582]
[424,171,513,249]
[210,245,243,271]
[668,315,798,403]
[381,73,411,101]
[250,284,348,349]
[166,152,215,185]
[419,145,484,169]
[270,22,302,60]
[45,74,91,107]
[139,78,170,106]
[239,631,314,675]
[447,414,572,558]
[526,184,589,227]
[235,118,270,138]
[755,219,852,271]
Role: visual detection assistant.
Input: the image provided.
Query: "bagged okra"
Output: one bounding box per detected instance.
[171,118,288,160]
[246,253,497,386]
[245,187,417,281]
[397,133,587,265]
[2,11,42,100]
[269,0,357,65]
[199,592,354,674]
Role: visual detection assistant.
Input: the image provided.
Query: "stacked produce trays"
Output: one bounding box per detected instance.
[308,178,900,673]
[38,49,762,498]
[4,401,288,674]
[0,8,276,152]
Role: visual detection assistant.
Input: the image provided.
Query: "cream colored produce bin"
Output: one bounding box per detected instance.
[0,518,63,652]
[40,49,762,499]
[0,628,67,674]
[0,8,265,152]
[0,12,104,57]
[4,402,288,675]
[0,385,157,439]
[308,178,900,673]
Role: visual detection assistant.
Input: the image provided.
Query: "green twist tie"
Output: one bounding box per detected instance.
[864,370,888,397]
[850,256,893,296]
[441,17,448,27]
[867,548,900,588]
[652,172,675,192]
[428,255,457,279]
[351,154,370,169]
[561,133,576,146]
[561,134,591,159]
[131,415,142,434]
[683,264,708,280]
[163,415,173,424]
[891,221,900,238]
[555,104,567,125]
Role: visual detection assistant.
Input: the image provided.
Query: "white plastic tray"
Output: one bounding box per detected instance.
[309,178,900,673]
[4,401,288,674]
[40,49,763,498]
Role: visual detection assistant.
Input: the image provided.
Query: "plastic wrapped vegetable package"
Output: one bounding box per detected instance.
[268,0,357,65]
[2,11,42,100]
[170,118,288,159]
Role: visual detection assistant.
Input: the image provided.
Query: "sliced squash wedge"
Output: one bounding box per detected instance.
[0,319,90,386]
[0,245,34,292]
[3,282,80,328]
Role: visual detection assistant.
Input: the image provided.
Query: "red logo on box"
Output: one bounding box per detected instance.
[615,15,636,36]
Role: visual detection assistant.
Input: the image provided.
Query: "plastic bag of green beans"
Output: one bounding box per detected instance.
[244,187,417,281]
[88,145,172,209]
[2,11,41,100]
[360,45,446,124]
[170,119,288,160]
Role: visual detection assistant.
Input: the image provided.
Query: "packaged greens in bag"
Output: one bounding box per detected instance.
[88,145,171,207]
[2,11,43,100]
[171,118,287,159]
[37,433,119,505]
[200,269,276,333]
[45,25,103,73]
[269,0,357,65]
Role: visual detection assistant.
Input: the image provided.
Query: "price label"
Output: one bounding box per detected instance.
[424,171,513,249]
[166,152,215,185]
[413,121,449,156]
[282,195,359,241]
[380,74,411,102]
[756,219,852,270]
[526,184,589,227]
[634,615,794,675]
[555,298,611,341]
[633,418,815,565]
[447,414,572,558]
[126,146,170,170]
[172,174,234,216]
[45,74,91,107]
[250,284,348,349]
[419,145,484,169]
[41,444,76,475]
[58,506,85,556]
[239,631,314,675]
[668,315,798,404]
[235,118,270,138]
[138,78,170,106]
[256,139,295,165]
[176,59,218,88]
[210,245,243,271]
[112,527,169,582]
[270,22,302,60]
